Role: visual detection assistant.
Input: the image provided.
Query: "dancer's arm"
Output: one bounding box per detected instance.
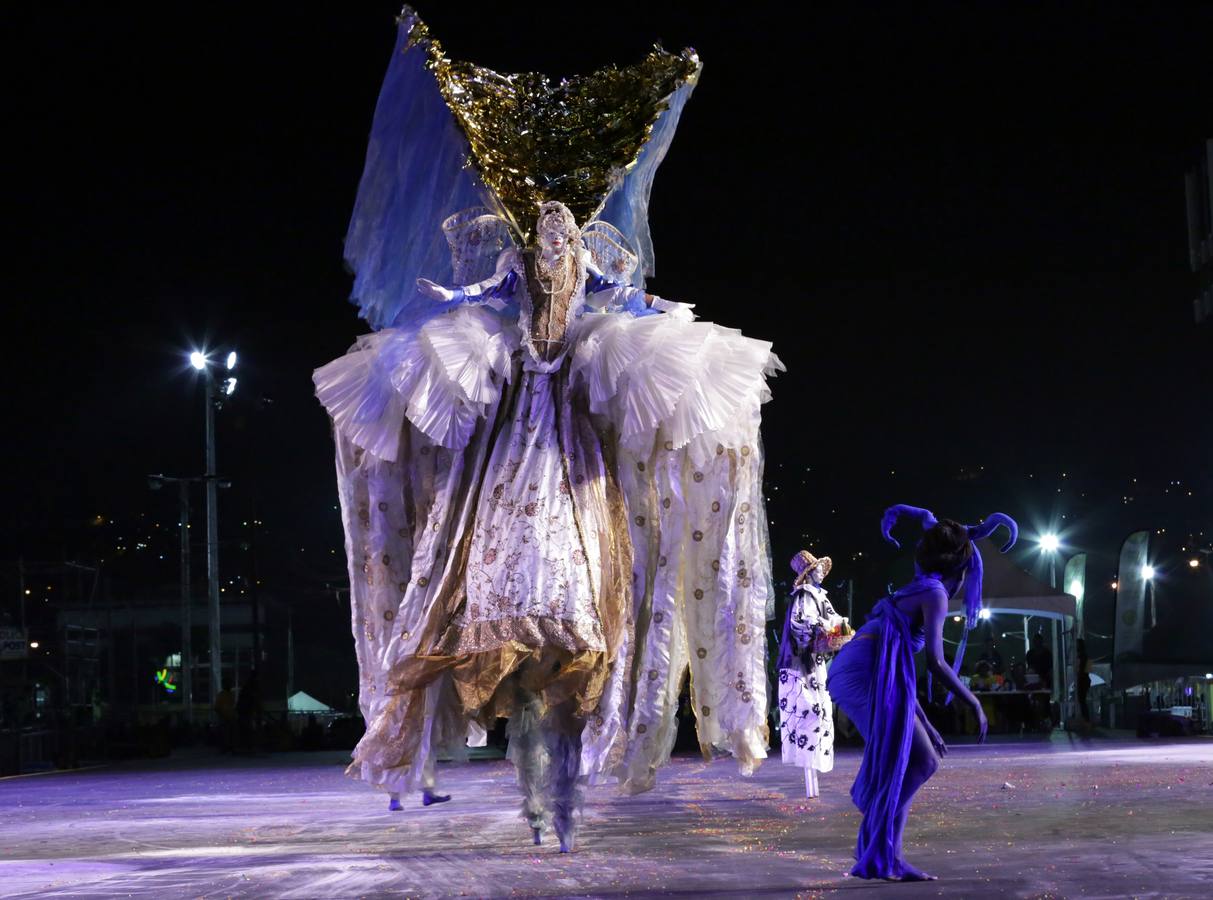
[915,700,947,757]
[920,587,988,743]
[417,251,518,310]
[584,260,694,319]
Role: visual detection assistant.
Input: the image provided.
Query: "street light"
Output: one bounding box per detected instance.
[187,346,238,706]
[978,608,992,621]
[1142,564,1157,628]
[1038,533,1061,588]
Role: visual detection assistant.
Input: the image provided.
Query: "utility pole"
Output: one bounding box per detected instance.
[177,481,193,724]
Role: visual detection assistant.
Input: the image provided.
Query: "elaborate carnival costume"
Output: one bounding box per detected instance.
[827,505,1017,879]
[313,8,782,851]
[775,551,850,798]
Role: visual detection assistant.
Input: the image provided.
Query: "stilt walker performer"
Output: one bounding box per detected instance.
[314,7,783,852]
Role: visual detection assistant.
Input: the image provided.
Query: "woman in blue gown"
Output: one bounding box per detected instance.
[828,505,1017,880]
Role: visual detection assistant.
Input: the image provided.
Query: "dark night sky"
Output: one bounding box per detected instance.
[7,3,1211,666]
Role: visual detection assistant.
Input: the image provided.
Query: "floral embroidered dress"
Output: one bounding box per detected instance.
[777,583,844,772]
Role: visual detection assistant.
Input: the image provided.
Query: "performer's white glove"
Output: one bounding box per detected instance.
[650,296,696,322]
[417,277,460,303]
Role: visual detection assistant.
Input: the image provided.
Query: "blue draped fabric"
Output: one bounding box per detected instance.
[829,579,934,879]
[343,16,493,332]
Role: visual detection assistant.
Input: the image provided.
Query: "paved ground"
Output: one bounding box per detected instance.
[1,736,1210,898]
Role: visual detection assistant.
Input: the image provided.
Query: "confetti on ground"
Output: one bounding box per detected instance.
[0,737,1209,898]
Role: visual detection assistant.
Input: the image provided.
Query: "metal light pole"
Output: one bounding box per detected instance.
[190,349,237,709]
[204,373,222,706]
[1036,533,1064,724]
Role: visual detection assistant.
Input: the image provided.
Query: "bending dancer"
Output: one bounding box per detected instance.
[776,550,850,798]
[315,8,781,854]
[828,505,1017,880]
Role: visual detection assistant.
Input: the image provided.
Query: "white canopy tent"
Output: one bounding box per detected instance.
[947,539,1078,725]
[287,691,335,715]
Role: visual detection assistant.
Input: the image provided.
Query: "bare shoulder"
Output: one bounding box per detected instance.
[900,582,949,614]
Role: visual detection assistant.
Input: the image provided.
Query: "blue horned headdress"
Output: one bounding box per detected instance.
[881,504,1018,700]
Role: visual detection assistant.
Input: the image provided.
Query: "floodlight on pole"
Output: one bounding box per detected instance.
[1142,563,1158,629]
[978,608,992,621]
[1037,533,1061,588]
[186,342,237,705]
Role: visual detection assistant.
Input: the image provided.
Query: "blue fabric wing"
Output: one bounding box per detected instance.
[597,70,699,290]
[343,16,496,331]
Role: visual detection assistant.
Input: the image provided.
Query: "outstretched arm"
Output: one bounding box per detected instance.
[920,586,988,743]
[584,261,694,319]
[417,251,518,310]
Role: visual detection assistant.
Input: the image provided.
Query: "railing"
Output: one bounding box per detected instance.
[0,727,61,775]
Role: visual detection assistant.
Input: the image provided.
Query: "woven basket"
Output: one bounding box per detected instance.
[811,629,854,655]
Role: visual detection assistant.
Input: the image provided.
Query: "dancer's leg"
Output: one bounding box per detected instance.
[546,698,585,853]
[805,766,819,798]
[420,751,451,806]
[388,791,403,811]
[506,681,550,843]
[888,718,941,881]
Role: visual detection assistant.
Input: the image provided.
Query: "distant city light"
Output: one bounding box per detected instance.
[1111,580,1119,590]
[1039,534,1060,553]
[1141,564,1156,581]
[226,350,238,370]
[223,377,238,396]
[978,608,992,621]
[189,351,207,370]
[29,641,40,649]
[952,615,962,622]
[1190,559,1201,568]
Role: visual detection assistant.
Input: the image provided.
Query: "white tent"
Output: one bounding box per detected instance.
[947,539,1077,620]
[287,691,334,715]
[947,539,1078,725]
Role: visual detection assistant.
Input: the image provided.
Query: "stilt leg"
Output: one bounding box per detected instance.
[507,683,551,842]
[547,699,585,853]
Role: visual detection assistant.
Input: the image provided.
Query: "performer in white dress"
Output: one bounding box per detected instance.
[313,8,782,852]
[777,551,849,797]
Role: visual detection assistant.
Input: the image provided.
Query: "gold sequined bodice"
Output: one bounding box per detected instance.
[522,250,577,363]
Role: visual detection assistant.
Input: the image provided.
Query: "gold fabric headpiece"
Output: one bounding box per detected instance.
[401,6,700,238]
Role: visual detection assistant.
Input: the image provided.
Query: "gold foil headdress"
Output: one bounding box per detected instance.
[401,6,700,239]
